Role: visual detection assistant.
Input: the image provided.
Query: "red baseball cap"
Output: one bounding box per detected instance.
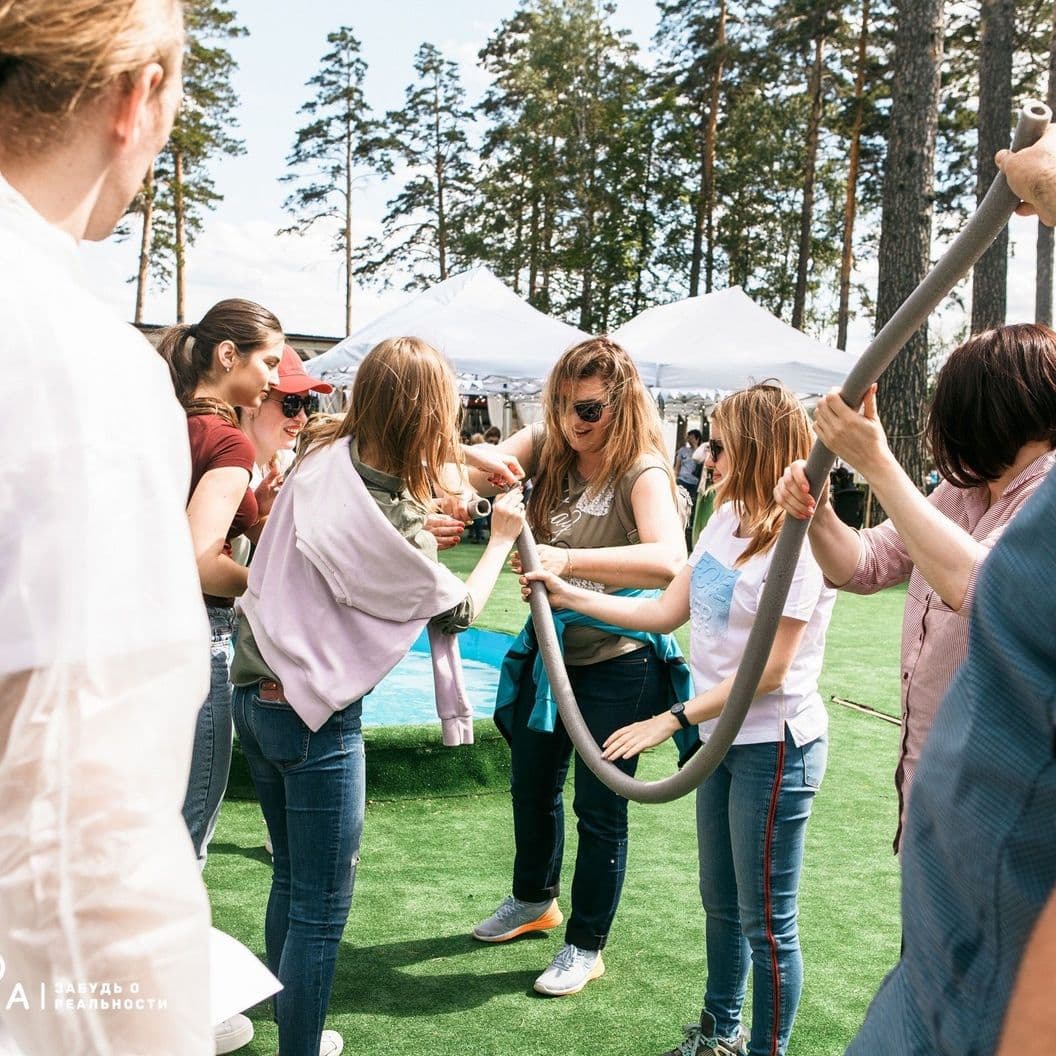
[275,344,333,395]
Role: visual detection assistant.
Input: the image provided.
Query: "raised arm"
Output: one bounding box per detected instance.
[775,461,862,587]
[467,426,535,496]
[812,385,986,611]
[996,123,1056,226]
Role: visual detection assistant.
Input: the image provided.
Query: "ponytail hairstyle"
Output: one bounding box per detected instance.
[298,337,463,506]
[529,336,673,541]
[156,298,283,425]
[0,0,183,154]
[711,382,812,567]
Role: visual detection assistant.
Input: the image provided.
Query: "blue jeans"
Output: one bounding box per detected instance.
[696,729,827,1056]
[509,646,665,951]
[182,605,236,867]
[232,684,365,1056]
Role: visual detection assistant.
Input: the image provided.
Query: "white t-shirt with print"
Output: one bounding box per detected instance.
[688,502,835,746]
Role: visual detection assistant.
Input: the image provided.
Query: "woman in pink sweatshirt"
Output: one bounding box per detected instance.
[230,337,525,1056]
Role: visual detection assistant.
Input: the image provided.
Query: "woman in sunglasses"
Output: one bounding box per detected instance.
[470,337,688,997]
[157,298,286,882]
[522,383,836,1056]
[238,344,331,520]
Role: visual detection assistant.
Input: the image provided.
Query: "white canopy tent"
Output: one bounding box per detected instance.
[610,286,856,397]
[304,267,590,397]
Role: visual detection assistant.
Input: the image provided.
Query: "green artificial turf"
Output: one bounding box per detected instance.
[207,702,899,1056]
[207,542,907,1055]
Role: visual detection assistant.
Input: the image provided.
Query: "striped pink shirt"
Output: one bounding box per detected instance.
[841,450,1055,851]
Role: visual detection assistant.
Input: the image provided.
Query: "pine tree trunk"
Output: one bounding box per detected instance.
[689,148,707,297]
[174,150,186,323]
[837,0,871,350]
[704,0,727,296]
[792,34,827,331]
[135,163,155,325]
[433,78,448,281]
[970,0,1015,333]
[344,122,353,337]
[1036,5,1056,326]
[873,0,944,510]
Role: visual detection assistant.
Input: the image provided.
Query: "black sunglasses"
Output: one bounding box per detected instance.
[572,399,609,424]
[708,440,725,460]
[269,392,320,418]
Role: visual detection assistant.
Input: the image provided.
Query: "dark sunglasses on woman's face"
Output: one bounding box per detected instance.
[708,440,725,460]
[572,399,608,423]
[270,392,320,418]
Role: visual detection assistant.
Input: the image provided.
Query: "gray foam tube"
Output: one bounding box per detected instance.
[518,100,1052,805]
[470,497,492,518]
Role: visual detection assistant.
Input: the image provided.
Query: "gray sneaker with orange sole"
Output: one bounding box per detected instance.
[471,896,563,943]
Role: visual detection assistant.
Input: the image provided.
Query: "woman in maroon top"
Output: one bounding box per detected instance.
[158,298,285,877]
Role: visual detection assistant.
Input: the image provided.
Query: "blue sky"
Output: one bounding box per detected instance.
[79,0,1041,345]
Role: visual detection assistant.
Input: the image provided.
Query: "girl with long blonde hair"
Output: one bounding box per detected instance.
[229,336,525,1056]
[470,337,689,997]
[524,382,836,1055]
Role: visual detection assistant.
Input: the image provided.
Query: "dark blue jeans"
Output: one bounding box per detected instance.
[509,646,664,951]
[232,684,365,1056]
[696,729,827,1056]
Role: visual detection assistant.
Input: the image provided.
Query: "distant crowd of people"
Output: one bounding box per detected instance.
[2,3,1055,1056]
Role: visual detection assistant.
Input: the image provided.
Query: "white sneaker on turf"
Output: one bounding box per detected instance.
[274,1028,344,1056]
[214,1012,254,1054]
[532,942,605,996]
[319,1029,344,1056]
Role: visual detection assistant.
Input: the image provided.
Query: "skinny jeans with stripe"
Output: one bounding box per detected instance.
[696,728,827,1056]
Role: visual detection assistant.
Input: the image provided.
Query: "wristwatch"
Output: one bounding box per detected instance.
[669,701,691,730]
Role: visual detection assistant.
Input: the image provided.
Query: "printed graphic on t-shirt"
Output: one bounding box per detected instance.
[549,480,616,593]
[691,551,740,641]
[550,481,616,541]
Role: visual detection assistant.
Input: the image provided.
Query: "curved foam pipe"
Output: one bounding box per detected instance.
[518,100,1052,804]
[469,497,492,518]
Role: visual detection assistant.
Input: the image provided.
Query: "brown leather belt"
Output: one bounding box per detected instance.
[258,679,288,703]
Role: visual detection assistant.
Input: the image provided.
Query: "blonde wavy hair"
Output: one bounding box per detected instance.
[529,337,673,540]
[711,382,812,567]
[0,0,183,151]
[299,336,462,506]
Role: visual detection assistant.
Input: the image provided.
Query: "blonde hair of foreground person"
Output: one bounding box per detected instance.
[0,2,214,1054]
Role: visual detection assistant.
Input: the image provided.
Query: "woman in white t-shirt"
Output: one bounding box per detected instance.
[523,383,835,1056]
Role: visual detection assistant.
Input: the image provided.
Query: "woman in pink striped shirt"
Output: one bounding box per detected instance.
[775,324,1056,850]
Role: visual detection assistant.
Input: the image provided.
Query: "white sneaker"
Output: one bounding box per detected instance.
[532,942,605,996]
[214,1013,254,1054]
[274,1029,344,1056]
[319,1030,344,1056]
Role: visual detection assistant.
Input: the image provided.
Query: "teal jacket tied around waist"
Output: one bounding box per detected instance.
[495,591,700,765]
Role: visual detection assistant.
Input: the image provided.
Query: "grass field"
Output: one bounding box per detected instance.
[208,546,907,1056]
